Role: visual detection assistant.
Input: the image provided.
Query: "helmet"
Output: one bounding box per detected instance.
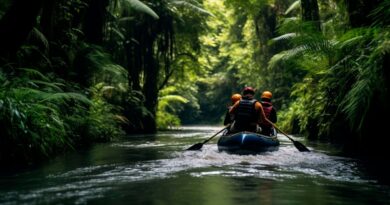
[242,86,255,95]
[261,91,273,99]
[231,93,242,103]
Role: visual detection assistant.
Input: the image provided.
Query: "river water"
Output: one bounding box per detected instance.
[0,126,389,205]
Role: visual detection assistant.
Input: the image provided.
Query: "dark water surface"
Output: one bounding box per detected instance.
[0,126,389,205]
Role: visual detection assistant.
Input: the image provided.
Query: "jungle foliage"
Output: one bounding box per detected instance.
[0,0,389,165]
[0,0,208,164]
[180,0,389,157]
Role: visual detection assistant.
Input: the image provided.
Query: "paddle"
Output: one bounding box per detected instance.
[186,125,229,151]
[266,119,310,152]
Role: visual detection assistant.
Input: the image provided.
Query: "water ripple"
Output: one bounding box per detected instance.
[0,128,378,204]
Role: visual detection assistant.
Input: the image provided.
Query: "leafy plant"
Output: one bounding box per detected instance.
[0,68,90,163]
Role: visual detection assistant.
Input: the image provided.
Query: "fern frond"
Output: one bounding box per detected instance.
[29,80,64,92]
[11,87,47,99]
[17,68,50,81]
[27,103,59,116]
[40,93,92,104]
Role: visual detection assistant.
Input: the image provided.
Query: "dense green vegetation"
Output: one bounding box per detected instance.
[0,0,389,165]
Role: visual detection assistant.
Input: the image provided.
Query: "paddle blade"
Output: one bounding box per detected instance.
[186,143,204,151]
[293,140,310,152]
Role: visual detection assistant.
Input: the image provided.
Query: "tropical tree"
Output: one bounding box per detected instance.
[105,0,209,132]
[268,0,390,157]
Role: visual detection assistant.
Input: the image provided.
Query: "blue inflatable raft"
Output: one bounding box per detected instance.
[217,131,279,154]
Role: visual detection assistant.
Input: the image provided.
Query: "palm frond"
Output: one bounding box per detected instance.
[158,94,189,113]
[284,0,300,15]
[159,94,189,104]
[124,0,159,19]
[336,36,364,49]
[277,17,300,34]
[338,28,388,131]
[102,64,128,78]
[118,16,136,22]
[341,78,372,130]
[268,52,289,69]
[170,0,214,17]
[101,85,116,98]
[303,38,336,54]
[370,0,390,27]
[270,33,297,42]
[268,38,335,69]
[29,27,49,50]
[110,27,126,40]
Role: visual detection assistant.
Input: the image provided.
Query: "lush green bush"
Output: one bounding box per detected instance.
[0,69,87,163]
[0,67,126,164]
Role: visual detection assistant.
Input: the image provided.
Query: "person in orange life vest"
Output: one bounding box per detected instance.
[228,87,268,133]
[259,91,277,136]
[224,93,242,126]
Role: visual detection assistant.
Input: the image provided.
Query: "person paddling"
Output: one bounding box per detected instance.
[224,93,242,126]
[228,87,267,133]
[259,91,277,136]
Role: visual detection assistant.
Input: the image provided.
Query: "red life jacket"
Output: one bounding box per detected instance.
[261,101,273,127]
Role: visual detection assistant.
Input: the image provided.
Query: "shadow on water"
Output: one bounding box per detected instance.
[0,126,390,205]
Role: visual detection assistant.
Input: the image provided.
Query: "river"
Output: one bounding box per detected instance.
[0,126,389,205]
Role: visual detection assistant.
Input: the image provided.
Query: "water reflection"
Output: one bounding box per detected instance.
[0,126,389,205]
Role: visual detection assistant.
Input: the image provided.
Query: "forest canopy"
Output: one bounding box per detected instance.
[0,0,389,165]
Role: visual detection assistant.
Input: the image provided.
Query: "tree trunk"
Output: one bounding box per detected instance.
[0,0,43,61]
[124,20,159,133]
[254,5,277,63]
[83,0,109,45]
[300,0,320,31]
[127,29,143,91]
[40,0,57,42]
[142,36,158,133]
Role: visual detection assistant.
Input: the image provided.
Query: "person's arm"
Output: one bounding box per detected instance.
[229,101,240,114]
[255,102,267,124]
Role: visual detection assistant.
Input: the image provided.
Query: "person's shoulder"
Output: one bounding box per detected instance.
[229,101,240,112]
[254,101,262,109]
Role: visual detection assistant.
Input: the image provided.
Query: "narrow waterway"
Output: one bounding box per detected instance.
[0,126,389,205]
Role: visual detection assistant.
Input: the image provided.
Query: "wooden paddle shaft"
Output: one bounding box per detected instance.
[265,119,294,141]
[203,125,229,144]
